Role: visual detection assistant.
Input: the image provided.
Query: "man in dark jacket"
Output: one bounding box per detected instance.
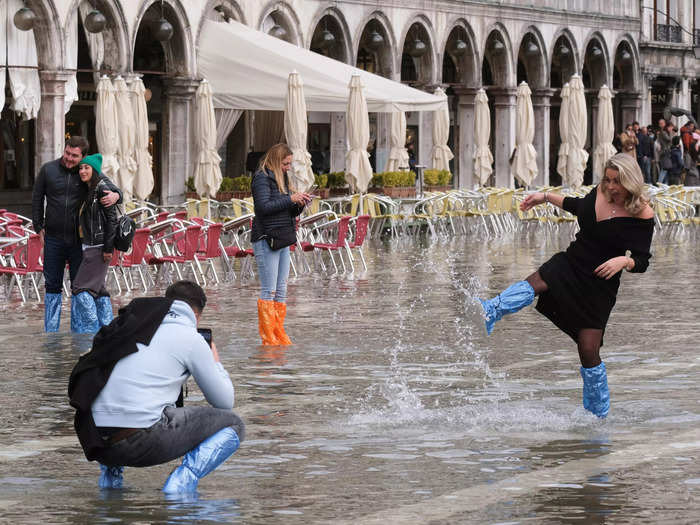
[31,136,121,332]
[636,126,654,183]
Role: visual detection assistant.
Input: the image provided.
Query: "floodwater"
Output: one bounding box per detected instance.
[1,228,699,524]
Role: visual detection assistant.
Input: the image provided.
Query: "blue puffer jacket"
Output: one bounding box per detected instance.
[251,169,304,242]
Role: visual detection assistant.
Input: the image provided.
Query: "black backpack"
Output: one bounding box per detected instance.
[113,213,136,252]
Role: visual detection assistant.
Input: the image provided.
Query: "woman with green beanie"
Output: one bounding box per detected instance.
[71,153,119,333]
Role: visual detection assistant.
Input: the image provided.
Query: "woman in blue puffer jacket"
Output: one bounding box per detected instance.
[251,143,312,345]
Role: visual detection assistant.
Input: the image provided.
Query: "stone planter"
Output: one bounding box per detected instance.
[329,187,349,197]
[424,185,452,193]
[185,191,199,199]
[382,186,416,199]
[312,188,330,199]
[215,191,233,201]
[232,191,252,199]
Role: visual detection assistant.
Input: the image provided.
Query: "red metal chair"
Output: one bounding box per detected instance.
[195,222,224,284]
[118,227,153,292]
[147,224,205,286]
[346,215,370,271]
[312,215,352,274]
[0,234,43,302]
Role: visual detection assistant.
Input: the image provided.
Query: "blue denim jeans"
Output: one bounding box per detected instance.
[253,239,290,302]
[658,168,668,184]
[94,406,245,468]
[638,157,651,183]
[43,235,83,294]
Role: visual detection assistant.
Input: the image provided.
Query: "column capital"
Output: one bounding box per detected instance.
[487,87,517,98]
[531,88,556,107]
[39,70,73,96]
[453,87,481,105]
[164,77,200,99]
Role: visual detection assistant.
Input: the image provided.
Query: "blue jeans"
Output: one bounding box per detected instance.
[253,239,290,302]
[43,235,83,294]
[638,157,651,183]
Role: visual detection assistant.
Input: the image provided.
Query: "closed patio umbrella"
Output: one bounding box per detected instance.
[592,85,617,184]
[131,77,154,201]
[512,82,538,187]
[284,71,314,192]
[473,88,493,186]
[95,76,120,185]
[385,110,409,172]
[193,79,223,198]
[345,75,372,193]
[556,83,570,183]
[431,87,454,172]
[113,76,137,202]
[566,75,588,190]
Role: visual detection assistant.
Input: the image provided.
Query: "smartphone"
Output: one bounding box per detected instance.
[197,327,212,347]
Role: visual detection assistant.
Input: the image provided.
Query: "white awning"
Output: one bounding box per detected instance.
[197,18,444,113]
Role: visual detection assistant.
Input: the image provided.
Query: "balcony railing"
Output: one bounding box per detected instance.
[656,24,683,43]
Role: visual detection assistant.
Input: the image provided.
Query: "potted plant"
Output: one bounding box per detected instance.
[368,172,383,194]
[328,171,348,196]
[313,173,330,199]
[185,176,198,199]
[423,169,453,192]
[215,176,234,201]
[381,171,416,198]
[231,175,252,199]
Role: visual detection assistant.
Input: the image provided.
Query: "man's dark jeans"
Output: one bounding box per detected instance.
[43,235,83,294]
[94,406,245,468]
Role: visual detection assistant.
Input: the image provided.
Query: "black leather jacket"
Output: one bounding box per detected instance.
[251,169,304,242]
[79,175,119,252]
[32,159,122,245]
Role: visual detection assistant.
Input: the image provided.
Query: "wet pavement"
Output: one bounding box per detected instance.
[1,229,699,523]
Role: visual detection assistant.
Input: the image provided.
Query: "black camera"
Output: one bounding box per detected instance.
[197,328,212,347]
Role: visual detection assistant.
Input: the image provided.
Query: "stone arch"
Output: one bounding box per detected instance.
[397,15,437,86]
[307,6,353,64]
[549,28,579,87]
[258,0,303,46]
[196,0,246,47]
[516,26,549,88]
[612,33,639,92]
[65,0,130,72]
[132,0,195,76]
[355,11,397,79]
[581,31,610,89]
[481,23,515,87]
[441,18,479,87]
[24,0,63,69]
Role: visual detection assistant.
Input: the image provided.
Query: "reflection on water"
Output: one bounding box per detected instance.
[1,233,700,522]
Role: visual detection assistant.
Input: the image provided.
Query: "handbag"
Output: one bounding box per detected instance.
[661,151,673,170]
[264,226,297,251]
[113,208,136,252]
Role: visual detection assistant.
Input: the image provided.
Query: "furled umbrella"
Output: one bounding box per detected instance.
[431,87,454,172]
[473,88,493,186]
[95,76,120,185]
[556,82,570,183]
[566,75,588,190]
[113,76,137,202]
[193,79,223,199]
[284,71,314,192]
[512,81,538,187]
[345,75,373,193]
[131,77,154,201]
[592,85,617,184]
[385,110,409,171]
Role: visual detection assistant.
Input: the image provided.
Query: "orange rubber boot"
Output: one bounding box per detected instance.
[257,299,279,345]
[273,302,292,345]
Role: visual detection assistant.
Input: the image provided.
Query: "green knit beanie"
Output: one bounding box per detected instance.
[79,153,103,175]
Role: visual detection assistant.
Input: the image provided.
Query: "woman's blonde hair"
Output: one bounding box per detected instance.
[602,152,649,215]
[259,143,293,194]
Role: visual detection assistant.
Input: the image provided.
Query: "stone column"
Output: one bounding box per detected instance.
[676,77,691,128]
[454,87,478,189]
[162,77,199,204]
[329,112,346,173]
[36,71,72,174]
[418,109,434,170]
[531,88,554,187]
[375,112,391,173]
[491,87,516,188]
[640,73,654,126]
[619,92,642,131]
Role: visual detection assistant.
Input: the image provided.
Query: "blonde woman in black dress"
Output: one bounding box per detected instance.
[479,153,654,418]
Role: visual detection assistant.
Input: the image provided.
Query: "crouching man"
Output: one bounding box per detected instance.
[68,280,244,493]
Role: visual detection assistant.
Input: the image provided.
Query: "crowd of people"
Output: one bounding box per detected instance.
[615,119,700,187]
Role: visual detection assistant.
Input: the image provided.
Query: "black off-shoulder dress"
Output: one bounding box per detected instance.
[535,186,654,344]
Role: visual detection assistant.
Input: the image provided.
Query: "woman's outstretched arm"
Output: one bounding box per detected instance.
[520,191,566,211]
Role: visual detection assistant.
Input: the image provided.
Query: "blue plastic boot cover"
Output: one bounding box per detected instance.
[162,427,240,494]
[44,293,63,332]
[95,296,114,327]
[71,292,99,334]
[479,281,535,335]
[99,464,124,489]
[580,362,610,418]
